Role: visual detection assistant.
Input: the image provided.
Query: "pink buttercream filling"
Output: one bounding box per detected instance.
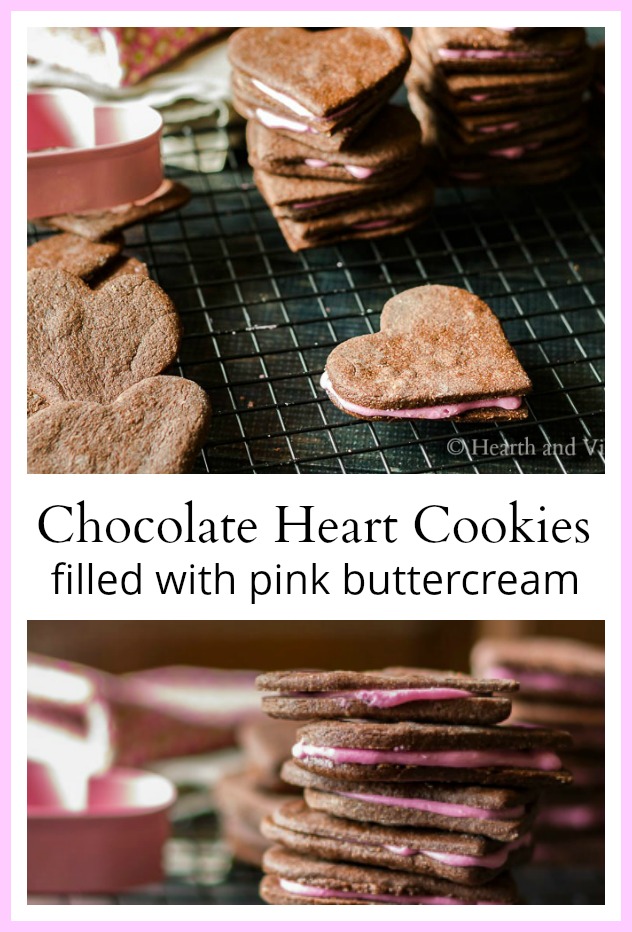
[291,195,347,211]
[279,879,488,904]
[288,687,476,707]
[252,79,361,124]
[350,218,397,231]
[337,789,526,821]
[486,666,605,697]
[293,741,562,770]
[478,121,521,134]
[439,47,574,61]
[321,371,523,419]
[539,802,605,830]
[415,833,530,868]
[256,107,315,134]
[303,159,376,180]
[490,143,541,159]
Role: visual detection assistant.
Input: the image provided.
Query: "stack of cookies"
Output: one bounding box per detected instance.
[406,27,592,184]
[472,638,605,866]
[255,668,573,905]
[27,181,212,474]
[215,719,300,867]
[228,27,434,251]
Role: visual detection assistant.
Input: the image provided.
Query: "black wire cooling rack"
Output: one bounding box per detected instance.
[28,127,605,475]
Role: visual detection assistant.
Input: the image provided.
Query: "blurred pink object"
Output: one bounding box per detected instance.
[27,654,114,810]
[109,666,262,766]
[28,766,175,893]
[27,89,163,218]
[28,27,227,87]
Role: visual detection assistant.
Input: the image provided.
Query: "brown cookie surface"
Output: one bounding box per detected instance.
[27,269,181,415]
[471,637,604,704]
[27,234,122,279]
[229,28,410,119]
[254,165,422,221]
[258,668,516,725]
[291,720,572,788]
[246,105,423,183]
[262,799,532,885]
[260,846,518,904]
[91,255,150,290]
[237,719,301,791]
[420,27,587,73]
[27,376,210,474]
[215,770,298,832]
[324,284,531,417]
[257,668,517,693]
[281,760,536,841]
[276,177,434,251]
[43,179,190,241]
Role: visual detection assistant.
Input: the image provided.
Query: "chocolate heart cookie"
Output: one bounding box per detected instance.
[321,284,531,421]
[43,179,190,242]
[230,28,410,151]
[27,376,211,474]
[27,233,122,279]
[27,268,181,416]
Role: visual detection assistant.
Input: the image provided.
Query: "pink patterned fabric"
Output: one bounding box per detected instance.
[92,27,226,86]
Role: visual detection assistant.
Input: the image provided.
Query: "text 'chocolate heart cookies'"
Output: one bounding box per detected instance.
[321,284,532,421]
[27,268,182,416]
[27,376,211,474]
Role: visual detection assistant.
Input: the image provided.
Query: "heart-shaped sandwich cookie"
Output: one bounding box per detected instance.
[321,284,531,421]
[27,376,211,474]
[27,268,181,416]
[230,28,410,150]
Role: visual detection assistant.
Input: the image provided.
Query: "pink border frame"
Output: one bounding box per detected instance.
[9,2,622,925]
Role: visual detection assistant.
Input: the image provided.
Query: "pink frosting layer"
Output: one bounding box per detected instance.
[252,79,360,124]
[439,47,574,61]
[490,143,541,159]
[304,158,375,180]
[408,832,531,868]
[337,789,525,820]
[539,803,605,830]
[321,371,523,419]
[288,687,476,707]
[293,741,562,770]
[487,666,605,697]
[291,195,347,211]
[479,121,521,134]
[279,879,487,904]
[350,218,397,231]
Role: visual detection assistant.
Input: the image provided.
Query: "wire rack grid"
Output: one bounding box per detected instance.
[28,128,605,475]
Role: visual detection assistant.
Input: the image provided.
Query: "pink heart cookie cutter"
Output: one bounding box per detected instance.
[27,89,164,219]
[28,761,176,893]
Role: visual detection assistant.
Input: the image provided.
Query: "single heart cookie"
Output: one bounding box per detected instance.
[27,233,122,279]
[230,28,410,150]
[28,376,211,474]
[321,284,532,421]
[91,255,150,290]
[43,179,190,241]
[27,268,181,416]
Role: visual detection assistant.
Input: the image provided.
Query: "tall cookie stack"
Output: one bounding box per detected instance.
[472,638,605,866]
[255,668,573,905]
[228,27,434,251]
[406,27,592,184]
